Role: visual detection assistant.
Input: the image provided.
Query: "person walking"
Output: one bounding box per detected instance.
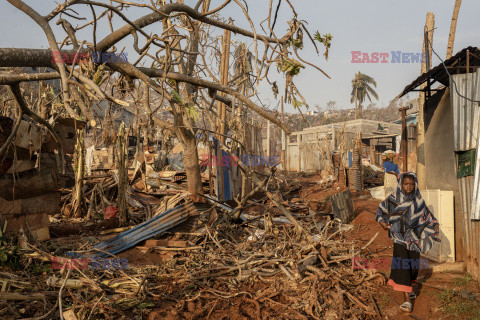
[375,173,440,313]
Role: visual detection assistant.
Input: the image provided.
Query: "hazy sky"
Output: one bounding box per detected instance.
[1,0,479,113]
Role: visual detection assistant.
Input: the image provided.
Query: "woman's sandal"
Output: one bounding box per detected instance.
[399,301,412,312]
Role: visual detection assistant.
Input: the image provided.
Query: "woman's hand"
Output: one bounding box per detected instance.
[379,221,391,230]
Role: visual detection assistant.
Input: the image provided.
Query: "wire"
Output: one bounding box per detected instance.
[425,28,480,103]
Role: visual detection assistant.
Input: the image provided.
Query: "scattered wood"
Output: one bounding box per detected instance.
[144,239,188,248]
[136,245,202,253]
[0,292,46,301]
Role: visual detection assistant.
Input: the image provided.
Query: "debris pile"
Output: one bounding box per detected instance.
[0,173,386,320]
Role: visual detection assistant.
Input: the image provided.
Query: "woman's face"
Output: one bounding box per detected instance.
[402,177,415,195]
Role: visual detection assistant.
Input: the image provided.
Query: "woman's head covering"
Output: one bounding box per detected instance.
[375,172,440,253]
[383,150,396,161]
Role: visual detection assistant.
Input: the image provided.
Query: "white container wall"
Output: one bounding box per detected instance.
[421,189,455,262]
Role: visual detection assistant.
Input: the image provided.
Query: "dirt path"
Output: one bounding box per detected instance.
[348,199,480,320]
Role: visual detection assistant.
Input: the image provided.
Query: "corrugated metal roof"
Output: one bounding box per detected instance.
[450,70,480,151]
[400,46,480,97]
[293,119,401,135]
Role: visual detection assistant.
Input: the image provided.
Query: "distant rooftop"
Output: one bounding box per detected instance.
[294,119,402,137]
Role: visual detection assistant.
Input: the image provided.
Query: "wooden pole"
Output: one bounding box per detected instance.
[219,29,231,143]
[416,12,434,189]
[215,28,231,200]
[446,0,462,59]
[117,123,128,224]
[399,107,409,172]
[359,132,364,191]
[209,141,213,196]
[267,119,271,159]
[281,98,286,169]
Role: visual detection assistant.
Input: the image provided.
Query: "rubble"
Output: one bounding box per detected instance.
[0,169,393,319]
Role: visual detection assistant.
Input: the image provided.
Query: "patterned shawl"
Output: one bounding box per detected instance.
[375,172,440,253]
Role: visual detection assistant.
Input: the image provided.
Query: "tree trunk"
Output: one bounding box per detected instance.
[354,89,359,119]
[446,0,462,59]
[183,130,204,202]
[72,129,84,218]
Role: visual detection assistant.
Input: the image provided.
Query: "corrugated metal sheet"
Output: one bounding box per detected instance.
[450,70,480,278]
[472,140,480,220]
[450,70,480,152]
[68,201,197,258]
[451,69,480,220]
[458,176,475,215]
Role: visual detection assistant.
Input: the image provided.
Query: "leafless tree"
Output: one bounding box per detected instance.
[0,0,332,206]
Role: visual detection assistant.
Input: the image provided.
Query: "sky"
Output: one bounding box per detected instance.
[1,0,479,114]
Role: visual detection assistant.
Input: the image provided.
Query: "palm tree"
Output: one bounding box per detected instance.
[350,71,379,119]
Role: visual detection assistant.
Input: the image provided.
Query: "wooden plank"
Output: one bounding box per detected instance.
[472,220,479,278]
[453,197,465,262]
[477,221,480,279]
[144,239,188,248]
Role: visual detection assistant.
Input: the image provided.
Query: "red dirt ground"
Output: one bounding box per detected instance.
[300,173,478,319]
[348,197,477,320]
[49,173,478,319]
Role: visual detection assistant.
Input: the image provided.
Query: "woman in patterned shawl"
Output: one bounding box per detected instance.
[375,172,440,312]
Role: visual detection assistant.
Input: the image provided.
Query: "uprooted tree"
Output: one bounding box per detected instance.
[0,0,332,217]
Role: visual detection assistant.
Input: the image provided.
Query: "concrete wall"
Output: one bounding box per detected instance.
[424,88,465,262]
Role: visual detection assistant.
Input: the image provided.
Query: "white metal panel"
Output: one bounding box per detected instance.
[450,69,480,152]
[420,189,455,262]
[286,144,299,171]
